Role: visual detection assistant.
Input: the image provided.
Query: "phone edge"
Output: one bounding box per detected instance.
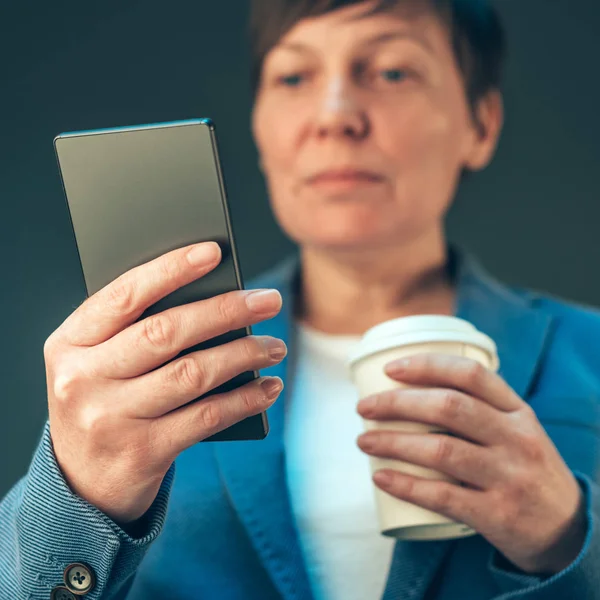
[205,121,270,440]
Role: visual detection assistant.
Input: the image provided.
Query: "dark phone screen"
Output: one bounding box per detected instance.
[54,119,268,441]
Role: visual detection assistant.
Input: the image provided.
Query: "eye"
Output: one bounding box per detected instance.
[380,68,409,83]
[278,73,304,87]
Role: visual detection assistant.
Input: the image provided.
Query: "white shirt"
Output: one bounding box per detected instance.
[284,322,395,600]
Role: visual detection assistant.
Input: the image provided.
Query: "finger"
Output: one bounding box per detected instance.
[372,468,482,529]
[93,286,283,379]
[153,375,284,455]
[357,388,505,446]
[53,241,223,347]
[123,335,287,418]
[384,353,523,412]
[357,432,498,489]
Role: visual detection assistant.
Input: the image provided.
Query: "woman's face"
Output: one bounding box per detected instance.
[252,1,502,252]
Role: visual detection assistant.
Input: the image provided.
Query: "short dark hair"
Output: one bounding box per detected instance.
[248,0,506,119]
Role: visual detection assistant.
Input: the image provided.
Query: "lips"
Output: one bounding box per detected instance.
[307,168,384,184]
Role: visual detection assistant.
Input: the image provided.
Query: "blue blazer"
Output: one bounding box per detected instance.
[2,249,600,600]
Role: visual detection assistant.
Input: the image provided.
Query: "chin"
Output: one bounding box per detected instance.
[273,197,426,251]
[294,222,397,253]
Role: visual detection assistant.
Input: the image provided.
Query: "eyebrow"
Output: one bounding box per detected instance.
[276,30,435,56]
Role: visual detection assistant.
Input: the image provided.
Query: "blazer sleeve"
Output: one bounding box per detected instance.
[487,469,600,599]
[0,421,175,600]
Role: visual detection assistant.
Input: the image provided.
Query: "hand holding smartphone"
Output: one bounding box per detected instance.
[45,119,284,526]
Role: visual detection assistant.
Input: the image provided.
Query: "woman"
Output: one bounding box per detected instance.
[1,1,599,599]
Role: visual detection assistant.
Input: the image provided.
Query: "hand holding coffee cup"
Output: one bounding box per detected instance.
[348,315,499,541]
[348,315,587,576]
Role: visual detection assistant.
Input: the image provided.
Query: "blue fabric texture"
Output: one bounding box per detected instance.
[0,420,175,599]
[1,247,599,600]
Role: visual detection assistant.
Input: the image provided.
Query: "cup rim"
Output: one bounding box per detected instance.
[347,329,499,371]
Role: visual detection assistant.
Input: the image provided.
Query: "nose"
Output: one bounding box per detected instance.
[313,76,369,141]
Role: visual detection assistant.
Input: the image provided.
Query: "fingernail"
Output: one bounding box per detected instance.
[386,358,411,373]
[357,434,375,451]
[373,471,393,486]
[357,396,376,414]
[246,289,282,313]
[260,377,284,400]
[263,337,288,361]
[186,242,221,266]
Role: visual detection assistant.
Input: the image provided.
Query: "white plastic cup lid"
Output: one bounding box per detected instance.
[347,315,498,369]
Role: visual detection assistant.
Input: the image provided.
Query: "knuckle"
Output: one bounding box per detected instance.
[463,361,485,386]
[78,402,111,436]
[143,315,177,349]
[377,390,397,412]
[159,254,186,282]
[439,390,463,422]
[215,295,239,325]
[384,390,399,408]
[520,403,537,419]
[198,401,223,432]
[400,475,416,498]
[433,485,454,514]
[43,334,59,359]
[470,446,491,473]
[420,353,436,373]
[51,367,85,404]
[518,431,545,463]
[241,384,261,414]
[245,336,265,362]
[238,382,267,417]
[105,278,137,315]
[434,436,454,465]
[173,356,206,391]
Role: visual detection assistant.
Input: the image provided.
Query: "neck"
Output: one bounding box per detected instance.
[295,227,455,335]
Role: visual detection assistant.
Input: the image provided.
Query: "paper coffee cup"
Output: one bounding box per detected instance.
[347,315,499,541]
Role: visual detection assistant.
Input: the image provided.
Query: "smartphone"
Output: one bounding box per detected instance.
[53,118,268,441]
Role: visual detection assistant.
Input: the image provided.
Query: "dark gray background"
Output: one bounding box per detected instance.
[1,0,599,498]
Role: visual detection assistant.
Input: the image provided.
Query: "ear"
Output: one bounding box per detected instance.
[463,90,504,172]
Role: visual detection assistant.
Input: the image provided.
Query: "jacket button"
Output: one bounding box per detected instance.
[63,562,96,595]
[50,587,77,600]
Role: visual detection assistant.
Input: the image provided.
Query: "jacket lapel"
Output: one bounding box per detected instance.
[452,250,554,399]
[214,248,555,600]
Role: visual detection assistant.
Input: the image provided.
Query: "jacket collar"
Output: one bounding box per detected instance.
[213,247,554,600]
